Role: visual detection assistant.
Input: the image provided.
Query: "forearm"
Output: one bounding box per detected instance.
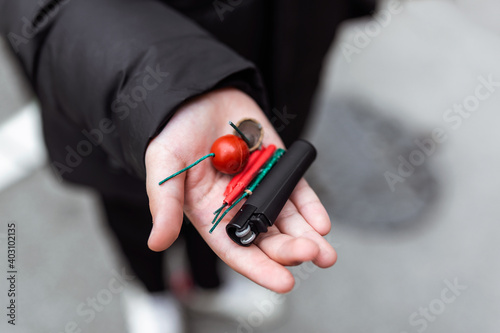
[1,0,267,178]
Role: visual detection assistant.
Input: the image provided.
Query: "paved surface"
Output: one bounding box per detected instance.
[1,1,500,332]
[0,38,33,124]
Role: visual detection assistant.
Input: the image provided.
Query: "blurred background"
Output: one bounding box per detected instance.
[1,0,500,332]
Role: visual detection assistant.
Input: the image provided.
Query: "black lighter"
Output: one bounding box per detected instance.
[226,140,317,246]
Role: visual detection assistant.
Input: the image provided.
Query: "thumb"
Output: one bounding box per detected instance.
[145,145,186,252]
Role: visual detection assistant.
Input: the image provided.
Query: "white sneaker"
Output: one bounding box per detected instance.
[121,282,185,333]
[180,270,287,323]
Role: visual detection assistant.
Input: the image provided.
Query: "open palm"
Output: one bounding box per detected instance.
[145,88,336,293]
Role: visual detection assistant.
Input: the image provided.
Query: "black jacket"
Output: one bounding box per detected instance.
[1,0,374,200]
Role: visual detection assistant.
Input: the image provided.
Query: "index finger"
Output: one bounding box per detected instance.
[289,178,331,236]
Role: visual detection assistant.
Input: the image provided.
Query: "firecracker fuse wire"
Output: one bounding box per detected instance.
[210,148,285,233]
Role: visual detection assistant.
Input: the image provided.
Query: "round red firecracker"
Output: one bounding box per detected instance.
[210,134,250,174]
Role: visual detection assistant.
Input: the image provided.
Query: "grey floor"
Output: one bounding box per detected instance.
[1,1,500,332]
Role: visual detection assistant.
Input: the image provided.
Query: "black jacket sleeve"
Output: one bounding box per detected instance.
[0,0,267,179]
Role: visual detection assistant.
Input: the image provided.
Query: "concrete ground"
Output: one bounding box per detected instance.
[1,1,500,332]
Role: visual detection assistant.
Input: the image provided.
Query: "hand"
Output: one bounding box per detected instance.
[145,87,336,293]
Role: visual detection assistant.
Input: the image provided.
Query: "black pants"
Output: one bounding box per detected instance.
[99,193,221,292]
